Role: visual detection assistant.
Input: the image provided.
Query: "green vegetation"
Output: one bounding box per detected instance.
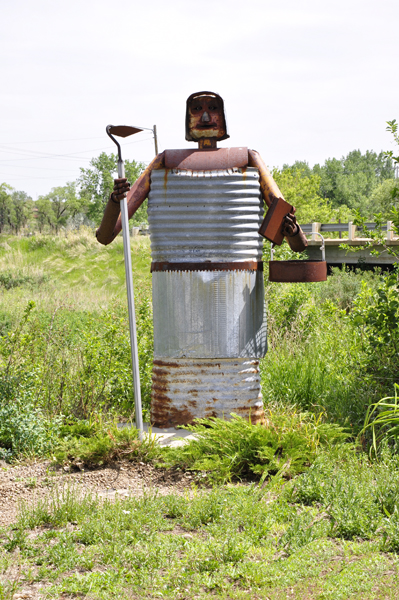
[0,152,146,235]
[1,127,399,597]
[0,230,398,459]
[54,418,160,468]
[0,231,153,460]
[2,452,399,598]
[161,412,347,483]
[282,148,396,218]
[1,143,398,238]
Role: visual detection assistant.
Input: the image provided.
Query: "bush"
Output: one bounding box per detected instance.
[54,421,160,467]
[0,374,60,460]
[0,294,153,422]
[162,412,347,483]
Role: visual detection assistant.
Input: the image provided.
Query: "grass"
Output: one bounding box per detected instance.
[1,229,399,596]
[0,231,154,442]
[2,456,399,599]
[0,229,151,316]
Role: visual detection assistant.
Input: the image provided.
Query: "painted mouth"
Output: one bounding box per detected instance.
[195,123,217,129]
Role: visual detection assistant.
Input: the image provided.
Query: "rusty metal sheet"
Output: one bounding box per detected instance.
[152,270,267,359]
[258,197,294,245]
[164,148,248,170]
[150,358,264,428]
[269,260,327,282]
[151,261,263,272]
[148,168,263,262]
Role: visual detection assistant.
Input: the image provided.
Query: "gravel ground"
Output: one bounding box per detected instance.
[0,459,196,528]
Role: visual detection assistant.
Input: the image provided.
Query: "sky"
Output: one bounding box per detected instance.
[1,0,398,199]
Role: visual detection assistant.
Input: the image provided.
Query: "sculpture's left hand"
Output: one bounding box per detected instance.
[282,212,298,237]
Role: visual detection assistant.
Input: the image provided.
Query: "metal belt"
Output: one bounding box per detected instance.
[151,261,263,273]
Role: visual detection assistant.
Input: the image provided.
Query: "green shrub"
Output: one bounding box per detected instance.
[0,293,153,423]
[315,266,380,311]
[0,375,60,460]
[162,412,347,483]
[0,269,48,290]
[54,421,160,467]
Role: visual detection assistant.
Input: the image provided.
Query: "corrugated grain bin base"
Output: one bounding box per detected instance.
[151,358,264,428]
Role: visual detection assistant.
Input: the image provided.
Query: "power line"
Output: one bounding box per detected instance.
[0,135,154,164]
[0,136,105,145]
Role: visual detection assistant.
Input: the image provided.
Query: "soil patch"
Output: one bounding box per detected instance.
[0,459,197,527]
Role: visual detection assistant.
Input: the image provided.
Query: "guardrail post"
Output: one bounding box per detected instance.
[311,222,321,241]
[387,221,394,242]
[348,221,356,241]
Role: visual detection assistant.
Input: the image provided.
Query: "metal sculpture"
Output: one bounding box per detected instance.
[96,92,309,428]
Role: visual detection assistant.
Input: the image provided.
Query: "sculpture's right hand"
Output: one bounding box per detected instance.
[111,178,131,202]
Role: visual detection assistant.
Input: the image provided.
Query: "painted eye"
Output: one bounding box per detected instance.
[209,105,218,110]
[193,105,202,111]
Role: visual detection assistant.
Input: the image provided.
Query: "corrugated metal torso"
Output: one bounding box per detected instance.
[148,167,263,262]
[147,167,266,427]
[148,168,267,360]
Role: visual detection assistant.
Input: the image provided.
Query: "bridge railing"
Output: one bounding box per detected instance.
[300,221,395,242]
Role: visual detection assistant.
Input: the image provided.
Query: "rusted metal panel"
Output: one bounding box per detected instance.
[258,197,295,245]
[150,358,264,428]
[269,260,327,282]
[152,270,267,359]
[148,168,263,262]
[151,260,263,272]
[164,148,248,170]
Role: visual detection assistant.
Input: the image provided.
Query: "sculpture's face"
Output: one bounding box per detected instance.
[188,95,227,140]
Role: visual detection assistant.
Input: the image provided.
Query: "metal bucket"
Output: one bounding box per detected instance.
[268,233,327,282]
[269,260,327,282]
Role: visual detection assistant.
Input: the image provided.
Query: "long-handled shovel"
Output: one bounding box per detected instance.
[106,125,144,439]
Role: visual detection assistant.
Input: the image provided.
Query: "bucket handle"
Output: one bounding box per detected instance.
[312,232,325,261]
[270,233,325,261]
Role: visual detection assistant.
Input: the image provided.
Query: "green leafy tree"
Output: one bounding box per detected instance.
[369,179,399,219]
[313,150,395,215]
[0,184,15,234]
[344,121,399,259]
[274,167,352,224]
[35,195,55,233]
[384,119,399,210]
[385,120,399,165]
[78,152,145,225]
[11,190,34,233]
[35,183,87,233]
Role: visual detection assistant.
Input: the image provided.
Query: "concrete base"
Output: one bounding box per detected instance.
[118,423,196,448]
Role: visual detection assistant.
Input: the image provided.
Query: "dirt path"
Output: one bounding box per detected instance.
[0,459,195,528]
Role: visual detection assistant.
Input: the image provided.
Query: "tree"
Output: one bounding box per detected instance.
[341,121,399,260]
[35,195,55,233]
[313,150,395,215]
[78,153,145,225]
[11,190,34,233]
[35,182,87,233]
[274,167,352,224]
[0,184,14,234]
